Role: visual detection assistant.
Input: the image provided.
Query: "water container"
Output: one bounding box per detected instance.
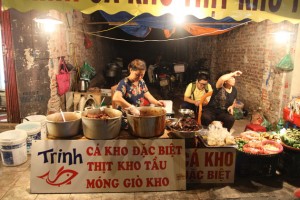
[23,115,47,140]
[15,122,41,154]
[0,130,28,166]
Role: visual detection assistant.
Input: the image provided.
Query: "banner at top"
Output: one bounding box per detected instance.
[2,0,300,24]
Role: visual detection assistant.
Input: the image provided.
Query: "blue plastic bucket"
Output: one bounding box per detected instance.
[23,115,47,140]
[0,130,28,166]
[15,122,41,154]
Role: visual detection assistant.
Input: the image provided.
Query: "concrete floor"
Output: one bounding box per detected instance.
[0,86,299,199]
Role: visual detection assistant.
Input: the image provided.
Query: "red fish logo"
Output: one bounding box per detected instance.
[37,166,78,187]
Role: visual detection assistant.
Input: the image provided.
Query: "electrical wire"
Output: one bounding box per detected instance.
[89,15,138,33]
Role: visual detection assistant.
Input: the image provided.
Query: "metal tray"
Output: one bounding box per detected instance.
[198,135,237,148]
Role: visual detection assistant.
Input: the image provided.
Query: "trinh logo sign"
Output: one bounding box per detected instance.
[30,140,186,193]
[37,166,78,187]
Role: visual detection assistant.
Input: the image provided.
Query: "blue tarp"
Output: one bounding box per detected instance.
[99,11,251,38]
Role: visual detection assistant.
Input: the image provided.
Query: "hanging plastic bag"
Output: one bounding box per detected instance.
[276,53,294,71]
[56,58,70,96]
[80,61,96,80]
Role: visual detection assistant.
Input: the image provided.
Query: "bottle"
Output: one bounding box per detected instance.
[276,118,285,133]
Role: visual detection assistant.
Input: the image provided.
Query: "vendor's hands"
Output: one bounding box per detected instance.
[233,71,242,77]
[157,100,165,107]
[128,105,140,116]
[194,100,200,106]
[227,106,234,115]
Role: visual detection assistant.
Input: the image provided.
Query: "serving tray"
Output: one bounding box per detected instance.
[197,135,237,148]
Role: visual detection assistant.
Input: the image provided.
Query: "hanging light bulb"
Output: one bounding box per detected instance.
[272,30,293,43]
[173,14,186,25]
[34,15,63,25]
[34,15,63,32]
[271,21,294,43]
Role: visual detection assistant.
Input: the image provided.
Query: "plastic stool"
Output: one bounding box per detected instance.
[244,124,266,132]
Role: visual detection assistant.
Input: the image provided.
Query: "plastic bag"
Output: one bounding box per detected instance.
[56,58,70,95]
[233,108,244,120]
[276,53,294,71]
[80,61,96,80]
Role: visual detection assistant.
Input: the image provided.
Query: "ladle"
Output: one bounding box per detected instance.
[99,97,106,111]
[60,109,66,122]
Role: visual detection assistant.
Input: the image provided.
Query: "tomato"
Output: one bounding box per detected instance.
[294,188,300,198]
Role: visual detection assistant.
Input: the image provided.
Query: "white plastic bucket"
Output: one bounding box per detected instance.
[15,122,41,154]
[23,115,47,140]
[0,130,28,166]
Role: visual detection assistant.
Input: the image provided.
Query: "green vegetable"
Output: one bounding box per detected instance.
[236,140,247,151]
[281,128,300,149]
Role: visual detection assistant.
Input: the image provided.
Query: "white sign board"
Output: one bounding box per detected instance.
[30,139,186,193]
[186,148,236,183]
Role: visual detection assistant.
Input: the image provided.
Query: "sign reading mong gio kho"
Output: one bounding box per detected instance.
[30,139,186,193]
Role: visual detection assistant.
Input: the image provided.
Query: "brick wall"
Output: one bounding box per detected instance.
[10,10,114,117]
[188,21,298,124]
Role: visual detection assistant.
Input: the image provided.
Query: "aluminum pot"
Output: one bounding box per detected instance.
[46,112,82,138]
[81,108,122,139]
[127,106,166,138]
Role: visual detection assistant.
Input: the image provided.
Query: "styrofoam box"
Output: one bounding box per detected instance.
[160,100,173,114]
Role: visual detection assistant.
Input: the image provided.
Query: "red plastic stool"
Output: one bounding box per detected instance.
[244,124,266,132]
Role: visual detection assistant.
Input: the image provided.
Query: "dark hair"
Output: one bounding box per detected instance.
[197,73,208,81]
[128,59,146,71]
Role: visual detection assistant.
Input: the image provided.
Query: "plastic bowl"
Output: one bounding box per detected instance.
[262,140,283,154]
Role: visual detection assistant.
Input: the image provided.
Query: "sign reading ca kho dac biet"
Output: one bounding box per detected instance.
[186,148,236,183]
[30,139,186,193]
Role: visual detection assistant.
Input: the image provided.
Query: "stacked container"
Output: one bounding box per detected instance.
[23,115,47,139]
[15,122,41,154]
[0,130,28,166]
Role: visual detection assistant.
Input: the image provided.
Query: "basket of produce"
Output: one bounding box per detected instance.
[235,131,282,177]
[281,128,300,151]
[278,128,300,178]
[240,140,283,155]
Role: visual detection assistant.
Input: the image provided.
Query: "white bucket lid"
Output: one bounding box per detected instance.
[0,130,27,146]
[15,122,41,136]
[23,115,46,122]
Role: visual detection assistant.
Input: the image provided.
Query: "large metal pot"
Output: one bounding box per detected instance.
[105,63,121,77]
[46,112,82,138]
[81,108,122,139]
[127,106,166,138]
